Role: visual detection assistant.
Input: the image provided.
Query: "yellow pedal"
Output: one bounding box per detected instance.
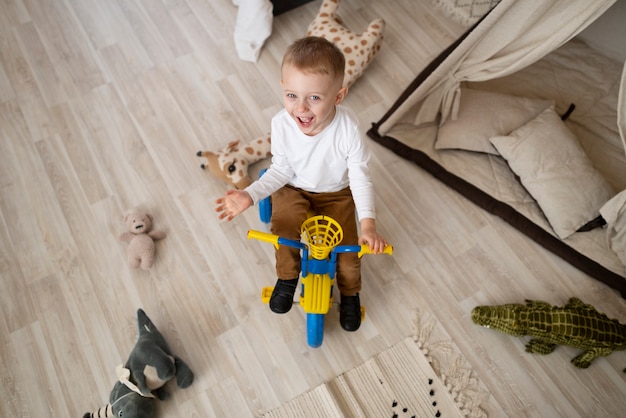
[261,287,273,304]
[361,306,366,321]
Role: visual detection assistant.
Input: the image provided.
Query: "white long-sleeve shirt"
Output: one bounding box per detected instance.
[245,105,376,221]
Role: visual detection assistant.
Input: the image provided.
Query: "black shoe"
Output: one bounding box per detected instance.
[269,278,298,314]
[340,293,361,331]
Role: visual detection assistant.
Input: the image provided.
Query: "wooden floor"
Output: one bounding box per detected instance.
[1,0,625,416]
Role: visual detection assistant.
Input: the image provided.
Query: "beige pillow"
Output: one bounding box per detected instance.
[490,106,614,239]
[436,88,554,154]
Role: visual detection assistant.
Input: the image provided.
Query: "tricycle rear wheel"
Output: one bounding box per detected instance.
[306,313,324,348]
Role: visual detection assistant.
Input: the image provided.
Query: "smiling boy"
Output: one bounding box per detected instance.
[215,36,387,331]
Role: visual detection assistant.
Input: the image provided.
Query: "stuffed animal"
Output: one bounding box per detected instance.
[120,211,166,270]
[196,133,271,190]
[306,0,385,88]
[472,298,626,371]
[83,309,194,418]
[198,1,384,189]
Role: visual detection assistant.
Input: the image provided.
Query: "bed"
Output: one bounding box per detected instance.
[367,0,626,298]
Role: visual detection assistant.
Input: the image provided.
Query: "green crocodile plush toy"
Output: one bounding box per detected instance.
[472,297,626,371]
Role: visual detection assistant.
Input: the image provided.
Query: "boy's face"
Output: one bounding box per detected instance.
[281,63,347,136]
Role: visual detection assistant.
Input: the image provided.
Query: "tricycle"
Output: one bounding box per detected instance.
[248,215,392,347]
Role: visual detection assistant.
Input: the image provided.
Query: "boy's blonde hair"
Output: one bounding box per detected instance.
[282,37,345,86]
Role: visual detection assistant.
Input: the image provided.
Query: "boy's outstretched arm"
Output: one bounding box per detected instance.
[358,218,388,253]
[215,189,253,221]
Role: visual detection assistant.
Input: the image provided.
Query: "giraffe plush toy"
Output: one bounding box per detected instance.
[306,0,385,88]
[198,0,384,189]
[196,134,271,190]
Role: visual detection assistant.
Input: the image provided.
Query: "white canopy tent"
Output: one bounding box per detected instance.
[368,0,626,298]
[377,0,624,152]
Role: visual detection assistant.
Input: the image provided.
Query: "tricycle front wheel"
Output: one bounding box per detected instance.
[306,313,324,348]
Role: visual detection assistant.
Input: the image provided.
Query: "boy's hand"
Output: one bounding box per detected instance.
[358,218,388,254]
[215,190,253,221]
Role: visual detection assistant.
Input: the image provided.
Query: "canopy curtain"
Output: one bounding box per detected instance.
[378,0,616,135]
[617,62,626,152]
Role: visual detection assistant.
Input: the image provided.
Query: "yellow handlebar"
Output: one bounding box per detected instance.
[358,244,393,258]
[248,229,394,257]
[247,230,280,249]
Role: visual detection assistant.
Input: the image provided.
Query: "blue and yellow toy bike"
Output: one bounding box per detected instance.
[247,215,392,348]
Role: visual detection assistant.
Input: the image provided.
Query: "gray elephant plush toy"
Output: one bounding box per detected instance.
[83,309,194,418]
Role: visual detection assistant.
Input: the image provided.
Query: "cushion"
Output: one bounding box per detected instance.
[490,106,614,239]
[436,88,554,154]
[599,190,626,267]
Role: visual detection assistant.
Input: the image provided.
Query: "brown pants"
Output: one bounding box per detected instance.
[270,185,361,296]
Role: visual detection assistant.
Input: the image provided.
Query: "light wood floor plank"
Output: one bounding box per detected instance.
[1,0,625,417]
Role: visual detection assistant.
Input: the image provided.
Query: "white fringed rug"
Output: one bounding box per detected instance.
[262,310,489,418]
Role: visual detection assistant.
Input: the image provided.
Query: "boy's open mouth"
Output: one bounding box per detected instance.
[297,116,313,126]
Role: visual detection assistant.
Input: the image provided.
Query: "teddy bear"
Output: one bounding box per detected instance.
[197,0,385,189]
[119,211,166,270]
[196,133,271,190]
[83,309,194,418]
